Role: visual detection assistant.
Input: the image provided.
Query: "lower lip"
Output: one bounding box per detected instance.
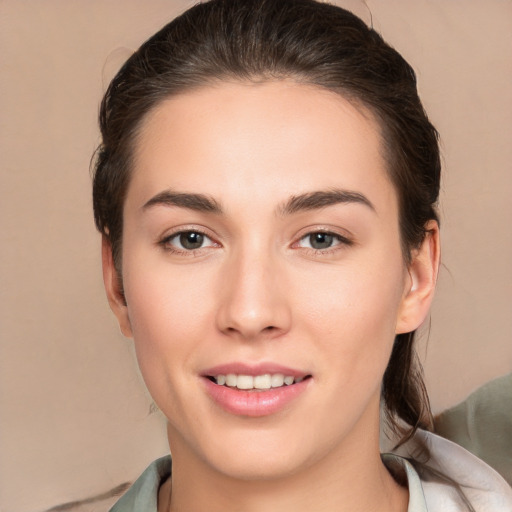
[203,378,311,417]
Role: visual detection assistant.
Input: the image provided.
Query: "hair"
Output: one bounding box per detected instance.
[92,0,440,446]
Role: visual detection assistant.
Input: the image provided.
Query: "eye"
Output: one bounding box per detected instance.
[296,231,351,250]
[162,230,217,251]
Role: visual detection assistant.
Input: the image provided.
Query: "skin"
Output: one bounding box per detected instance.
[103,81,439,512]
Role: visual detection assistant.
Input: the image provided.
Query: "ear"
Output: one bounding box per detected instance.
[101,236,133,338]
[396,220,440,334]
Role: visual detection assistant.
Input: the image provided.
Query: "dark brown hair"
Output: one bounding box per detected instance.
[93,0,440,445]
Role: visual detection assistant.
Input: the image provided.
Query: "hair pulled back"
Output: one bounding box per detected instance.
[93,0,440,445]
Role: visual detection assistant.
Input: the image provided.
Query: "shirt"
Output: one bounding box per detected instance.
[434,372,512,486]
[109,430,512,511]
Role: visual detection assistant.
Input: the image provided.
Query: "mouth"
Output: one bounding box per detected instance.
[202,365,312,416]
[207,373,312,391]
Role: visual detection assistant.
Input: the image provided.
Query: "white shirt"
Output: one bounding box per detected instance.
[109,430,512,511]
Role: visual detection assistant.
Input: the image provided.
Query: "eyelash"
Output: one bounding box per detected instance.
[158,229,353,256]
[294,230,353,255]
[159,229,218,255]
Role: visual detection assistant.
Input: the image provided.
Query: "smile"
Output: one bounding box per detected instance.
[203,365,312,416]
[209,373,308,390]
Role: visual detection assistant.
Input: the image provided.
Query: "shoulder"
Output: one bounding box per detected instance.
[109,455,171,512]
[108,435,512,512]
[435,372,512,485]
[391,430,512,512]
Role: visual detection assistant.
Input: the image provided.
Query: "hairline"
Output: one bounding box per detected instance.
[112,75,411,273]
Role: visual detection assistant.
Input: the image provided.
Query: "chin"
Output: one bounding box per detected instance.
[208,447,309,482]
[191,421,338,482]
[168,417,309,481]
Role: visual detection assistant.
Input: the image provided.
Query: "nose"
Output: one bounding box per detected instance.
[215,248,292,341]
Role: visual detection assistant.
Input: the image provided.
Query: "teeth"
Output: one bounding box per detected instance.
[284,376,294,386]
[225,374,237,387]
[271,374,284,387]
[253,374,272,390]
[212,373,305,390]
[236,375,254,390]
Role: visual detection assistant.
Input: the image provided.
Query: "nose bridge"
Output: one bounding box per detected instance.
[216,239,291,339]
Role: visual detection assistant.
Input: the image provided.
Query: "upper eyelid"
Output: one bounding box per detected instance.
[299,229,350,238]
[159,225,217,241]
[157,225,353,247]
[165,230,213,243]
[294,226,354,242]
[291,227,355,252]
[158,228,219,252]
[296,232,352,246]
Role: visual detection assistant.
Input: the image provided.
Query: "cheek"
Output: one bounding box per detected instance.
[126,271,213,344]
[294,255,406,380]
[121,250,217,400]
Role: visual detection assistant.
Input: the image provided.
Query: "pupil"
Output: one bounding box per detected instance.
[310,233,333,249]
[180,232,204,249]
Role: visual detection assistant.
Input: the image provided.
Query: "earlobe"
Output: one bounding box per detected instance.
[396,220,440,334]
[101,236,133,338]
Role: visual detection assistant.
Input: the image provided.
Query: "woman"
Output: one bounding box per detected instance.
[92,0,512,510]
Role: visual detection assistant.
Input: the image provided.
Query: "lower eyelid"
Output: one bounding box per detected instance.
[158,229,352,253]
[159,229,217,250]
[296,232,352,247]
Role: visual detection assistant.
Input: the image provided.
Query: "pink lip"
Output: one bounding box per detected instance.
[203,362,308,378]
[201,362,312,417]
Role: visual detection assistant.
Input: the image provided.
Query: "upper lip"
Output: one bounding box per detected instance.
[202,362,310,378]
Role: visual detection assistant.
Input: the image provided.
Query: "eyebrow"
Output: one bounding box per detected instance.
[278,189,375,216]
[142,188,375,216]
[143,190,223,213]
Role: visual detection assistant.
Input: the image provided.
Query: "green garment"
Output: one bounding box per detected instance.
[435,372,512,486]
[109,454,428,512]
[108,429,512,511]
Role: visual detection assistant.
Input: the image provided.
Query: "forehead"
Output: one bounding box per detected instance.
[128,80,396,215]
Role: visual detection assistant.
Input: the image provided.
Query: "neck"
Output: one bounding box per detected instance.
[160,402,408,512]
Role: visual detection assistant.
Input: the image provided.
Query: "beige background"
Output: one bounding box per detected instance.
[1,1,511,511]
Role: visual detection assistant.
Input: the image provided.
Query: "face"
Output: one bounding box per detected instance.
[104,81,435,481]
